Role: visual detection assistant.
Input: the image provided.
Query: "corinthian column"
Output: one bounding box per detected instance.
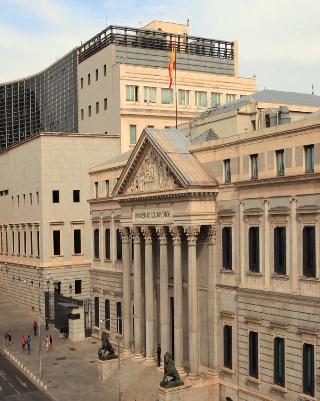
[184,225,200,377]
[119,227,131,355]
[141,226,155,363]
[170,226,184,372]
[156,226,169,360]
[131,226,143,358]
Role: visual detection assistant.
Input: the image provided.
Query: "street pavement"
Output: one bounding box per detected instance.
[0,293,163,401]
[0,353,52,401]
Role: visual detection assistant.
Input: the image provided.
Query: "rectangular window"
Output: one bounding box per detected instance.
[222,227,232,269]
[303,343,315,396]
[94,297,99,327]
[53,230,61,256]
[226,93,236,103]
[105,228,111,259]
[249,227,260,272]
[130,125,137,145]
[126,85,138,102]
[274,227,286,275]
[224,159,231,183]
[36,192,39,204]
[73,189,80,203]
[88,73,90,85]
[80,77,83,89]
[144,86,156,103]
[195,91,207,108]
[95,68,98,81]
[52,190,59,203]
[30,193,32,205]
[276,150,285,176]
[223,325,232,369]
[103,64,106,76]
[304,145,314,173]
[250,154,258,179]
[303,226,316,277]
[105,180,109,197]
[94,182,99,198]
[116,229,122,260]
[274,337,285,387]
[74,279,82,294]
[105,299,110,330]
[37,231,40,257]
[211,92,221,106]
[94,228,100,259]
[88,105,92,117]
[96,101,99,114]
[249,331,259,378]
[161,88,173,105]
[116,301,122,334]
[74,229,81,254]
[178,89,190,106]
[23,231,26,255]
[30,231,33,256]
[104,98,108,110]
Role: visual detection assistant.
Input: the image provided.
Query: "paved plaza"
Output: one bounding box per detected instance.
[0,293,163,401]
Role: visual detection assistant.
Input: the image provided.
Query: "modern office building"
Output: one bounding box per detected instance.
[0,20,257,152]
[0,132,120,319]
[88,109,320,400]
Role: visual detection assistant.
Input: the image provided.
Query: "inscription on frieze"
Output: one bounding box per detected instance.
[133,208,173,224]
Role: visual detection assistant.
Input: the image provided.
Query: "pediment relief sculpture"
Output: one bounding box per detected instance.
[123,147,179,194]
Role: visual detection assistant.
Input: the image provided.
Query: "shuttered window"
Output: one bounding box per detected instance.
[274,337,285,387]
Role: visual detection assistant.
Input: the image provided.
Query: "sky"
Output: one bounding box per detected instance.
[0,0,319,94]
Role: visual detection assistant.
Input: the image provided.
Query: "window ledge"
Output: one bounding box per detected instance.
[220,268,235,274]
[272,274,290,280]
[299,276,319,282]
[245,376,261,385]
[72,253,84,257]
[221,367,234,376]
[298,394,316,401]
[51,255,64,258]
[246,272,263,277]
[271,384,287,394]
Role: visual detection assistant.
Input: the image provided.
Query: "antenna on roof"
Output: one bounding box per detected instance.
[312,84,314,95]
[187,18,190,26]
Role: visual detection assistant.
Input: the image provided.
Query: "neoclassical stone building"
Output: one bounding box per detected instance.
[89,114,320,401]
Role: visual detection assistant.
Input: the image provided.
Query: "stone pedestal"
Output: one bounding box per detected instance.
[159,376,219,401]
[68,307,85,342]
[97,358,119,383]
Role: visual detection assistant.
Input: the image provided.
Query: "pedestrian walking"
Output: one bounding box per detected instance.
[8,330,12,346]
[3,328,9,346]
[157,344,161,367]
[26,335,31,354]
[21,335,26,353]
[45,316,49,331]
[49,334,53,351]
[45,335,50,352]
[32,320,38,336]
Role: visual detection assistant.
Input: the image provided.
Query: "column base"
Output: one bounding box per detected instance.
[134,353,144,360]
[144,356,157,365]
[176,367,187,377]
[188,372,200,380]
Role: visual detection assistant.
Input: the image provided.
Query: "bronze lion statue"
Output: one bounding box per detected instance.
[98,332,117,360]
[160,352,183,388]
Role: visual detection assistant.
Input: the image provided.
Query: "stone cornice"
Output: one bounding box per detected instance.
[116,189,217,203]
[236,172,320,188]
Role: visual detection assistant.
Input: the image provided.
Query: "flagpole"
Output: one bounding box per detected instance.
[174,48,178,129]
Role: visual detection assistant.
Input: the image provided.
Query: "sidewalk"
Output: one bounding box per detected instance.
[0,294,162,401]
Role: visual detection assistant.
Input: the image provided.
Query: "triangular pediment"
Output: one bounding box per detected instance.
[115,139,184,197]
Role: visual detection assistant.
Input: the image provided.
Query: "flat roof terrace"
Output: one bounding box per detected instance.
[78,25,235,63]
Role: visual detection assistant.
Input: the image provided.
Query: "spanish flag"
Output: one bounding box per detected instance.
[168,44,176,89]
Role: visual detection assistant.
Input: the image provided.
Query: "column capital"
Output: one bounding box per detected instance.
[156,226,168,245]
[141,226,153,245]
[119,226,130,244]
[184,225,200,245]
[207,225,216,245]
[170,226,182,245]
[130,226,141,244]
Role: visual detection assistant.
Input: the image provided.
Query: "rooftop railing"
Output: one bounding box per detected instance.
[78,25,234,63]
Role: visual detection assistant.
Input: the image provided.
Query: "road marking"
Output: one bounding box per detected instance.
[15,375,27,388]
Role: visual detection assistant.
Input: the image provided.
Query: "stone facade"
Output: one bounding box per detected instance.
[89,116,320,401]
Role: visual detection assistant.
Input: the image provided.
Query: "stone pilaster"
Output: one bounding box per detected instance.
[207,225,217,370]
